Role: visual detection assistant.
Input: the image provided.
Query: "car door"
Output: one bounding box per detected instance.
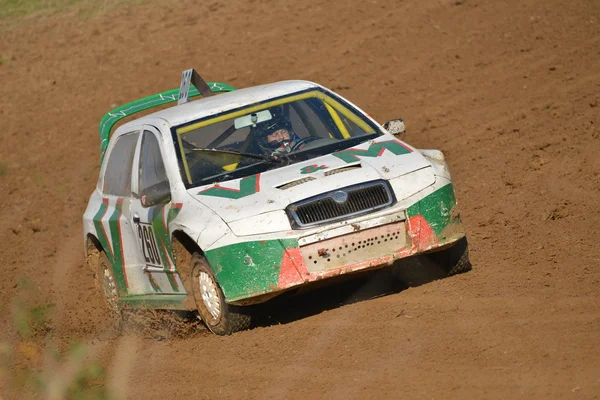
[129,127,185,295]
[94,130,148,296]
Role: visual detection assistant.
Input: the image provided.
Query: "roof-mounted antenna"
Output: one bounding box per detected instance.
[178,68,214,105]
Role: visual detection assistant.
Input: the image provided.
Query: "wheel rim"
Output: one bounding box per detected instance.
[199,271,221,321]
[102,265,119,313]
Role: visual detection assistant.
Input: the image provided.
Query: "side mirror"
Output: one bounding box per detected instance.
[383,118,406,136]
[140,180,171,208]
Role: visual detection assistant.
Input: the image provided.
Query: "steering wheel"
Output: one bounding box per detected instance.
[291,136,321,151]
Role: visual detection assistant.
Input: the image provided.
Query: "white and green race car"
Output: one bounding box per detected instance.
[83,69,470,335]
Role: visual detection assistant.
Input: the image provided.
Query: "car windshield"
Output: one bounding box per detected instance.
[173,89,382,188]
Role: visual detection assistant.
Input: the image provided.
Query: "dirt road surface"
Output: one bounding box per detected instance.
[1,0,599,398]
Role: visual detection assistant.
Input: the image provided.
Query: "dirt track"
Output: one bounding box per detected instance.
[1,0,600,398]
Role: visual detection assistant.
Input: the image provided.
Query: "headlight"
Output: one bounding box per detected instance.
[227,211,291,236]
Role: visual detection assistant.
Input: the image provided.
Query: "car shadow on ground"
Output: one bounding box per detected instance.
[249,253,450,329]
[132,253,458,339]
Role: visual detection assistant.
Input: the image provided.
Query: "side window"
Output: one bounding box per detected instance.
[103,131,139,196]
[139,131,168,193]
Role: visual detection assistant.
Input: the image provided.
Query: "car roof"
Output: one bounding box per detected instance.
[119,80,322,132]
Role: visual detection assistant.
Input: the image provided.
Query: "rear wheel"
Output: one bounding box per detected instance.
[96,251,123,329]
[191,254,251,335]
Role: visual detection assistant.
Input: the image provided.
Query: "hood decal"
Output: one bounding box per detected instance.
[300,164,329,174]
[198,174,261,199]
[332,139,411,163]
[196,139,412,200]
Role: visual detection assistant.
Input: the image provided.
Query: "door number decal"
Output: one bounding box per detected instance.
[137,222,163,267]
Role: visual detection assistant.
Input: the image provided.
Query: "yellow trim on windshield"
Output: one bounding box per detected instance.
[177,92,319,134]
[176,91,373,135]
[324,103,350,139]
[323,97,375,133]
[176,90,376,184]
[222,163,238,171]
[176,133,193,184]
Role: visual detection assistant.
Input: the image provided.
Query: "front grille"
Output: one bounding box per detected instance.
[287,180,394,228]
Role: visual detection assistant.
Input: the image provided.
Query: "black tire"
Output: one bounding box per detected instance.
[96,251,123,330]
[428,236,472,276]
[190,253,251,335]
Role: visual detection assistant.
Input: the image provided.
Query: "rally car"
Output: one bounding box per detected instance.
[83,69,470,335]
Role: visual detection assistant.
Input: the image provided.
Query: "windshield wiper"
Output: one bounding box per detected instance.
[193,149,291,185]
[190,147,286,164]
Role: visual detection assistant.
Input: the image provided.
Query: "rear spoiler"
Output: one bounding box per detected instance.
[98,68,236,161]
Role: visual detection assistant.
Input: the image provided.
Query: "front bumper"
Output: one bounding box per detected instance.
[205,183,465,304]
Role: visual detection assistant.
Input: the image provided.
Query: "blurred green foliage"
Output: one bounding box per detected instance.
[0,0,149,20]
[1,278,112,399]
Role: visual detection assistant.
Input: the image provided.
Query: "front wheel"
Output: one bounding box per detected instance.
[428,236,472,276]
[191,254,251,335]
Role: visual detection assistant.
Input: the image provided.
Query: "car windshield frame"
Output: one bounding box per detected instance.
[171,88,383,189]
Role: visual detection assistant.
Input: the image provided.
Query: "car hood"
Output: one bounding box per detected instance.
[188,138,433,224]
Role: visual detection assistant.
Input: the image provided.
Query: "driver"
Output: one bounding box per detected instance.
[255,108,300,156]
